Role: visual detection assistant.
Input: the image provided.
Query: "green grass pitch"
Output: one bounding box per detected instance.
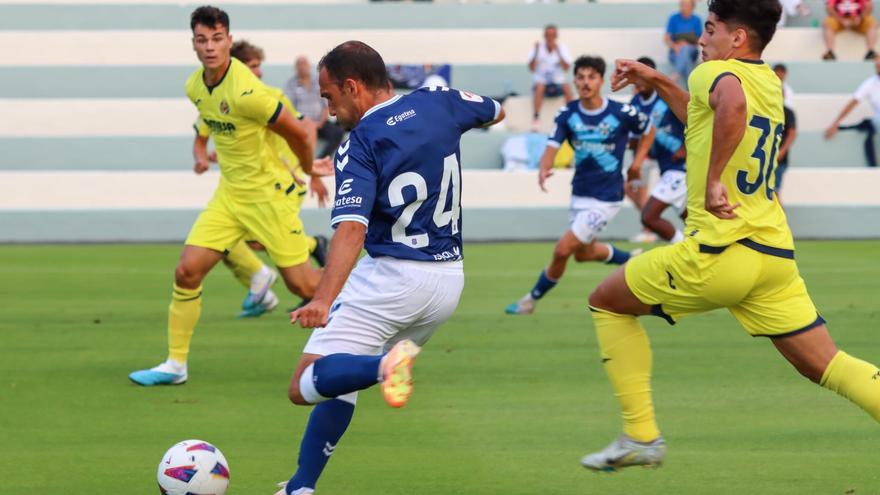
[1,241,878,494]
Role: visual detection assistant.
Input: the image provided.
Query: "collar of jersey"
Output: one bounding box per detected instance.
[637,91,658,106]
[203,60,233,94]
[362,94,403,120]
[735,58,764,65]
[578,97,608,116]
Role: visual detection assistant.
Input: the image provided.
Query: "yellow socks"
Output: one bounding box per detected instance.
[820,350,880,422]
[306,235,318,254]
[591,308,660,442]
[168,284,202,364]
[223,241,264,289]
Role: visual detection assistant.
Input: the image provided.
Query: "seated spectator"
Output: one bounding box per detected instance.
[825,55,880,167]
[527,24,573,131]
[665,0,702,86]
[823,0,878,60]
[284,56,345,159]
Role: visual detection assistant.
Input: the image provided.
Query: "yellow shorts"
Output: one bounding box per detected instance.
[185,188,310,268]
[826,14,877,34]
[625,237,823,337]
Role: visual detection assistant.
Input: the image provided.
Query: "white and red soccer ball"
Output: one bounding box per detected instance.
[157,439,230,495]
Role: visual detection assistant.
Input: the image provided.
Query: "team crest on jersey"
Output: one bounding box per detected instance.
[597,121,612,137]
[219,99,230,115]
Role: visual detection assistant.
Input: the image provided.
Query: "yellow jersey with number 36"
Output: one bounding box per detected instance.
[684,59,793,250]
[186,58,287,202]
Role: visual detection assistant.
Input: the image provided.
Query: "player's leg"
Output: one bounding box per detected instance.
[733,253,880,422]
[583,240,725,471]
[641,171,686,243]
[130,194,242,386]
[222,241,279,318]
[129,245,224,386]
[505,230,581,315]
[626,180,657,244]
[282,258,458,495]
[277,262,321,301]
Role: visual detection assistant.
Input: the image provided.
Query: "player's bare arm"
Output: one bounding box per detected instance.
[290,221,366,328]
[611,59,690,124]
[193,133,211,174]
[706,74,747,220]
[537,145,559,192]
[268,107,317,175]
[628,124,656,183]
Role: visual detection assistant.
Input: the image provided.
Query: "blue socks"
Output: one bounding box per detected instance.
[286,399,355,494]
[529,270,558,300]
[605,245,632,265]
[312,354,382,398]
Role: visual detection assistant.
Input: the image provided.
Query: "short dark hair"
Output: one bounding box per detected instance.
[545,24,558,32]
[318,41,391,91]
[190,5,229,32]
[637,56,656,70]
[708,0,781,51]
[573,56,606,78]
[772,63,787,73]
[231,40,264,64]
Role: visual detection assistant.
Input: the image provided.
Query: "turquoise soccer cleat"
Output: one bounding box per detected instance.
[237,290,279,318]
[129,361,187,386]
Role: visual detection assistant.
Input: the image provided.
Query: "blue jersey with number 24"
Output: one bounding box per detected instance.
[331,87,500,262]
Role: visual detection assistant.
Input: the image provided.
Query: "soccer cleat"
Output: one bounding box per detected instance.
[238,289,279,318]
[379,339,421,408]
[505,295,536,315]
[274,481,314,495]
[242,269,278,312]
[311,235,329,268]
[128,360,188,386]
[580,434,666,472]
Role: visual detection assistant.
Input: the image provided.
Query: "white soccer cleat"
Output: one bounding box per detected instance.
[274,481,314,495]
[505,294,536,315]
[380,339,421,408]
[581,434,666,472]
[628,231,658,244]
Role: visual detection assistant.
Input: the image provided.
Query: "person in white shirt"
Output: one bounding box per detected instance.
[825,56,880,167]
[527,24,573,130]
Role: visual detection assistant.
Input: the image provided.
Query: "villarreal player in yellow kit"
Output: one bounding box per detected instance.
[579,0,880,471]
[193,40,330,318]
[130,6,330,386]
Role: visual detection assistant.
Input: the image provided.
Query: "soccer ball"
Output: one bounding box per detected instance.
[157,439,230,495]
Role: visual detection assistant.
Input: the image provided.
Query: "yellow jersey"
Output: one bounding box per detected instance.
[195,87,305,184]
[685,59,793,250]
[186,58,289,201]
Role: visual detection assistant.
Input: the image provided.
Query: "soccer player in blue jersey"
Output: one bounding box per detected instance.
[505,55,656,316]
[630,56,688,244]
[275,41,504,495]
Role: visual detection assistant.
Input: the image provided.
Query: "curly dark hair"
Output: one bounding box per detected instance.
[708,0,782,51]
[190,5,229,32]
[573,56,606,78]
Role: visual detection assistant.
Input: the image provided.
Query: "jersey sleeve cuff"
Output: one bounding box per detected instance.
[491,99,502,121]
[634,121,654,138]
[709,72,741,94]
[546,140,562,148]
[268,101,283,124]
[330,214,369,228]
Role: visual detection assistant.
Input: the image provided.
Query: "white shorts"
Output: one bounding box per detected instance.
[650,170,687,212]
[303,256,464,356]
[568,196,623,244]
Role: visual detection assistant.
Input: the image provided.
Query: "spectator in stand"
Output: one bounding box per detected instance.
[528,24,573,131]
[778,0,811,27]
[825,55,880,167]
[823,0,878,60]
[774,63,795,107]
[774,64,798,200]
[665,0,702,86]
[284,56,345,159]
